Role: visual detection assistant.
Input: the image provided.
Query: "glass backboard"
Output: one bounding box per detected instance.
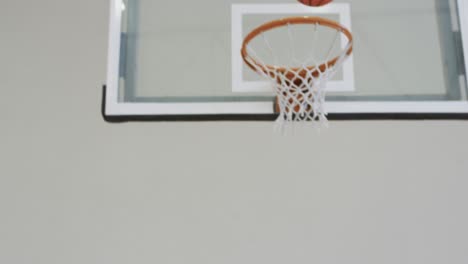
[104,0,468,121]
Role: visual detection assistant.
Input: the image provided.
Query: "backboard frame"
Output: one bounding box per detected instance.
[103,0,468,122]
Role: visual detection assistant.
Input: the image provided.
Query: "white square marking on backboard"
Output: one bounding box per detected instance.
[231,3,355,93]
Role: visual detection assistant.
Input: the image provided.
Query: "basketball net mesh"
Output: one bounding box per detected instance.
[244,23,352,131]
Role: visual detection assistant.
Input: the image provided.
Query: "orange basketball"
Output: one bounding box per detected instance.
[298,0,333,6]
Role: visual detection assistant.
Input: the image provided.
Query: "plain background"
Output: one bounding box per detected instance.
[1,1,468,264]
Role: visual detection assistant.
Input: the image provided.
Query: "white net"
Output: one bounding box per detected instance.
[242,18,353,130]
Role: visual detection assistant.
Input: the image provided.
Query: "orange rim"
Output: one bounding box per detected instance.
[241,16,353,79]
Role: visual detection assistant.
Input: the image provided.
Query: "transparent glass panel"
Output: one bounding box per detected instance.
[117,0,467,104]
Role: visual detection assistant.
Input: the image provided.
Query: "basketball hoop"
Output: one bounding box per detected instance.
[241,16,353,129]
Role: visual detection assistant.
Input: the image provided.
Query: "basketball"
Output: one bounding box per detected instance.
[298,0,333,6]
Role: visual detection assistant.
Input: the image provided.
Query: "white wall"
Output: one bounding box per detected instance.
[1,1,468,264]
